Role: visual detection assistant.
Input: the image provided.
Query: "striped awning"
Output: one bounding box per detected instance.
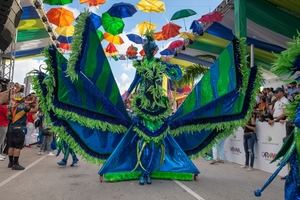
[15,0,53,59]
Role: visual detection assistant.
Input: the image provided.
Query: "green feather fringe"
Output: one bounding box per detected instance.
[67,11,89,81]
[133,127,168,144]
[272,32,300,76]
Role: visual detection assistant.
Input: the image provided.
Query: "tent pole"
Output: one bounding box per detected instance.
[234,0,247,38]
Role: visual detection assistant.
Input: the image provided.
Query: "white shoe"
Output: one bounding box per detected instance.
[38,151,44,155]
[0,154,6,159]
[240,165,248,168]
[48,152,55,156]
[247,167,254,171]
[0,157,5,161]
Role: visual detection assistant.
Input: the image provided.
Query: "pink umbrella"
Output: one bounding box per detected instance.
[198,11,223,23]
[168,40,185,50]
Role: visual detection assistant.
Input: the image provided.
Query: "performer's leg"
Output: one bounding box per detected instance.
[70,148,79,167]
[57,142,69,166]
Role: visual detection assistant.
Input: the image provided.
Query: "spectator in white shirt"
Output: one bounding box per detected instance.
[268,87,289,125]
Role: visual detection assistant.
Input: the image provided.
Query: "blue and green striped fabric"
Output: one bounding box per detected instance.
[171,43,237,121]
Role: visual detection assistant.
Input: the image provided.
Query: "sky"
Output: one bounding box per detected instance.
[14,0,222,93]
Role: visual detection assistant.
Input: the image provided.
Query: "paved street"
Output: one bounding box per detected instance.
[0,146,284,200]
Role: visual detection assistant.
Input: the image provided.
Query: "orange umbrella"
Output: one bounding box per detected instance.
[154,31,166,41]
[162,22,181,40]
[80,0,106,6]
[104,32,124,45]
[46,7,74,27]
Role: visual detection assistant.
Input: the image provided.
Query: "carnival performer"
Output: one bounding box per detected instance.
[56,138,79,167]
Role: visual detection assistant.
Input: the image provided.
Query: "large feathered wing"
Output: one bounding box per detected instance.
[34,12,131,163]
[168,38,262,157]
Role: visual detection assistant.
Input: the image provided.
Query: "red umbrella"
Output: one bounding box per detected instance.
[162,22,181,40]
[198,11,223,23]
[139,49,145,56]
[59,43,71,51]
[105,43,118,54]
[168,40,184,50]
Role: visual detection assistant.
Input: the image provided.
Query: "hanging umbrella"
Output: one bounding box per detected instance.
[160,49,175,56]
[126,34,143,44]
[179,32,195,40]
[171,9,197,20]
[59,43,71,51]
[43,0,73,5]
[198,11,223,23]
[57,35,73,43]
[154,31,166,41]
[136,0,165,13]
[139,49,145,56]
[80,0,106,6]
[107,2,137,18]
[47,7,74,27]
[96,30,104,41]
[104,32,124,45]
[105,43,118,55]
[126,45,138,59]
[190,20,203,35]
[168,40,185,50]
[102,12,124,36]
[90,13,101,29]
[137,21,156,35]
[55,26,74,36]
[162,22,181,40]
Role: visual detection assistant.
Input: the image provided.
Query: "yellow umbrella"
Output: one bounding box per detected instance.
[137,21,156,35]
[103,32,124,45]
[55,26,75,37]
[179,32,195,40]
[136,0,165,13]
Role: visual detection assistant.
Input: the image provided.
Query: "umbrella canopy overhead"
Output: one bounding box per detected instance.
[126,34,143,44]
[171,9,197,20]
[80,0,106,6]
[96,30,104,41]
[126,45,138,59]
[59,43,71,51]
[190,20,203,35]
[47,7,74,27]
[55,26,74,36]
[154,31,166,41]
[162,22,181,39]
[43,0,73,5]
[104,32,124,45]
[105,42,118,55]
[57,35,73,43]
[199,11,223,23]
[160,48,175,56]
[136,0,165,13]
[137,21,156,35]
[168,40,185,50]
[107,2,137,18]
[102,12,124,35]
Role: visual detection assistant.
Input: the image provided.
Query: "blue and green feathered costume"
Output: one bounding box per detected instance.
[33,12,261,184]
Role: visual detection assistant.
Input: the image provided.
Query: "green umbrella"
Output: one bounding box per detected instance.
[96,30,104,41]
[43,0,73,5]
[171,9,197,20]
[102,12,124,36]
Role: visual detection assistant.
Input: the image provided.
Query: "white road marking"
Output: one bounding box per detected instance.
[174,180,206,200]
[0,156,46,188]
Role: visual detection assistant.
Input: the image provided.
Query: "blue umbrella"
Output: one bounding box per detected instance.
[57,35,73,43]
[160,49,175,56]
[126,34,143,44]
[190,20,203,35]
[107,2,137,18]
[90,12,101,29]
